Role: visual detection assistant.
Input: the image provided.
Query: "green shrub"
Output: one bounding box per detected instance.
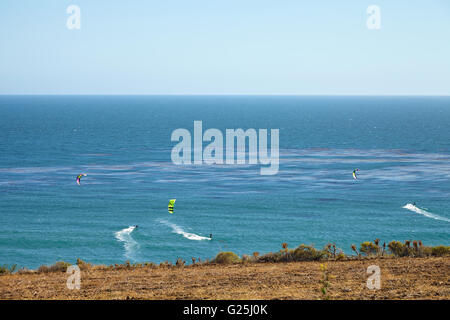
[282,249,297,262]
[52,261,71,272]
[431,246,450,257]
[76,258,92,270]
[324,243,346,260]
[388,241,407,257]
[421,246,433,256]
[257,245,328,262]
[293,245,327,261]
[387,240,450,257]
[213,252,241,264]
[360,241,380,256]
[0,264,17,274]
[38,261,71,273]
[257,252,281,263]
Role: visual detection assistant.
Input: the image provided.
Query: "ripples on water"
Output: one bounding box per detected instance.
[0,96,449,268]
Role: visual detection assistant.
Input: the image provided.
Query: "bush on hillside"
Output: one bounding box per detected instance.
[213,252,241,264]
[431,246,450,257]
[38,261,71,273]
[360,241,380,256]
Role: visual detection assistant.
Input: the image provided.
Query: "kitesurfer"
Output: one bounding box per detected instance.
[352,169,359,180]
[168,199,176,214]
[76,173,87,185]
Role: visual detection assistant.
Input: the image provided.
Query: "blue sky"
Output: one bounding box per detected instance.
[0,0,449,95]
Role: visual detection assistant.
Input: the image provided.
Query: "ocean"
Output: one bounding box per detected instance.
[0,95,449,269]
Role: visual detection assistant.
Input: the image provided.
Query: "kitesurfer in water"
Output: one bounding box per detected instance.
[76,173,87,185]
[209,234,213,239]
[168,199,176,214]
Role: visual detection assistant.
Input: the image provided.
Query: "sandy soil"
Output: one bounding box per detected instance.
[0,257,448,300]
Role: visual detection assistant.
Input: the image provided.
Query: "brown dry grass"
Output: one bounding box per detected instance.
[0,257,448,300]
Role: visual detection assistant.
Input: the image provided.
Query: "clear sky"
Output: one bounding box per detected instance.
[0,0,449,95]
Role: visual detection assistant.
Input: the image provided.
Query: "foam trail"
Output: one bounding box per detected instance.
[403,204,450,223]
[115,226,140,260]
[158,219,211,241]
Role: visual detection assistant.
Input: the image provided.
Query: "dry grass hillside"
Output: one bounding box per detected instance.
[1,257,448,300]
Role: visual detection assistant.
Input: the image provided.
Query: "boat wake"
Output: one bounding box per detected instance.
[402,204,450,223]
[158,219,211,241]
[115,226,140,260]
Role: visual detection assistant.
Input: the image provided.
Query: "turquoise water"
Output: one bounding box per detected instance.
[0,96,449,269]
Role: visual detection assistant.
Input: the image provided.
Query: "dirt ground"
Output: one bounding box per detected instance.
[0,257,448,300]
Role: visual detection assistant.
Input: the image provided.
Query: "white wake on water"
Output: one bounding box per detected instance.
[403,204,450,223]
[158,219,211,241]
[115,226,140,260]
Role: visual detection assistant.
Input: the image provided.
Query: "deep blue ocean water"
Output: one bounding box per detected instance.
[0,96,449,269]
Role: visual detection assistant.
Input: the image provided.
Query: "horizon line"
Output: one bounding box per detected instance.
[1,94,450,97]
